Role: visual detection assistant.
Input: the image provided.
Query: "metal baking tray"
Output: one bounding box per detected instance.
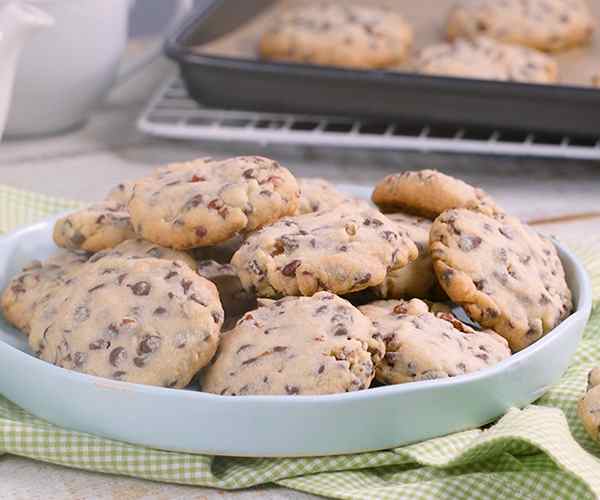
[165,0,600,137]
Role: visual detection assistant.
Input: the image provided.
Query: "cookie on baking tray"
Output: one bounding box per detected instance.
[231,200,418,298]
[416,37,558,83]
[202,292,384,395]
[430,208,572,351]
[372,169,501,219]
[28,257,223,388]
[447,0,595,52]
[359,299,510,384]
[1,250,91,335]
[259,2,413,69]
[128,156,300,250]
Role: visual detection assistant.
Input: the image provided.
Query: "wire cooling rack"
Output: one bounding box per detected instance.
[138,77,600,160]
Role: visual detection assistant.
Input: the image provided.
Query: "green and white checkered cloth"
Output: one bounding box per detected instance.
[1,183,600,500]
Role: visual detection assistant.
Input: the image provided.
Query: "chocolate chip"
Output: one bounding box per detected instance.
[458,236,483,252]
[138,335,161,355]
[117,273,128,285]
[285,385,300,395]
[318,365,325,374]
[113,371,127,380]
[134,357,146,367]
[72,352,87,368]
[89,339,110,350]
[109,347,127,367]
[128,281,151,296]
[333,326,348,336]
[181,279,192,294]
[73,305,90,322]
[196,226,208,239]
[153,306,167,315]
[281,260,301,277]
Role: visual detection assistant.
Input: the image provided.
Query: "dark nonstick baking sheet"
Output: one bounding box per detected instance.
[165,0,600,136]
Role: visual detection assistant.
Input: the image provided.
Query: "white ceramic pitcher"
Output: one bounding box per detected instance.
[4,0,192,138]
[0,2,53,140]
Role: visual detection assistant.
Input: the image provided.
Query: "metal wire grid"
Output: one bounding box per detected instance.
[138,77,600,160]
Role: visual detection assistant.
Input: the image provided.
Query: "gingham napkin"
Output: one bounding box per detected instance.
[1,183,600,500]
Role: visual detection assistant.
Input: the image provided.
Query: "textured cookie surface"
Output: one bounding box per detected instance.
[359,299,510,384]
[259,2,413,69]
[29,257,223,388]
[447,0,595,51]
[430,209,572,351]
[1,250,90,335]
[372,169,501,219]
[128,156,299,249]
[416,37,558,83]
[53,201,136,252]
[297,178,352,215]
[375,213,442,300]
[231,201,418,297]
[202,292,384,395]
[88,238,197,270]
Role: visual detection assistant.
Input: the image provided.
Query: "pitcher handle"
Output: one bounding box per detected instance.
[115,0,194,85]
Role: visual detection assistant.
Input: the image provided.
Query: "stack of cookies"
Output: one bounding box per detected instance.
[1,157,573,396]
[258,0,597,85]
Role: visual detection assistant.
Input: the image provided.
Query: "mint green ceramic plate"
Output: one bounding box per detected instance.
[0,189,592,457]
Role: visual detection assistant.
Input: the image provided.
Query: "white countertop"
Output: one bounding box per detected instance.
[0,42,599,500]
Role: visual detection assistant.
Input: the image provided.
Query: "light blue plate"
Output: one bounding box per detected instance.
[0,212,592,457]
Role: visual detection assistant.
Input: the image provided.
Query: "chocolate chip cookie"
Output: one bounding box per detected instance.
[197,260,256,326]
[202,292,384,395]
[578,368,600,441]
[88,238,197,270]
[375,213,443,300]
[430,209,572,351]
[359,299,511,384]
[372,170,501,219]
[128,156,300,250]
[1,250,90,335]
[53,200,136,252]
[29,257,223,388]
[416,37,558,83]
[297,177,352,215]
[447,0,595,52]
[231,201,418,298]
[106,180,135,205]
[259,3,413,69]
